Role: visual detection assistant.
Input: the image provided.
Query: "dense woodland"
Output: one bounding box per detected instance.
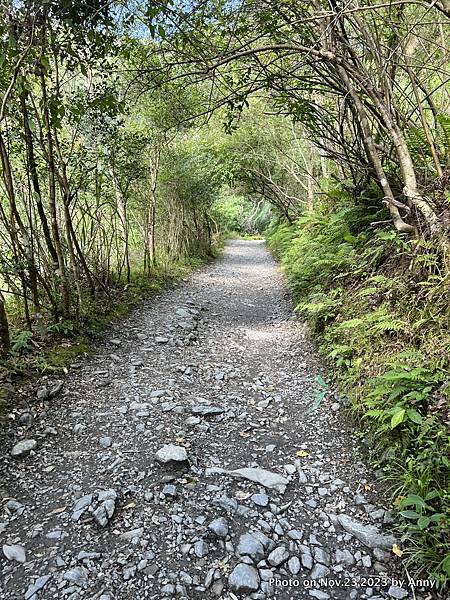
[0,0,449,588]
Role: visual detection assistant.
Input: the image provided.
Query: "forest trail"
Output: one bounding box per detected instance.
[1,241,414,600]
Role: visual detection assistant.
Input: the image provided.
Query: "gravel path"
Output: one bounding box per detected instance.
[1,240,420,600]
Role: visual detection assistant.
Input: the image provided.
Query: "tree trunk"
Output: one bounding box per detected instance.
[0,292,10,356]
[0,130,41,310]
[20,91,59,268]
[149,147,160,268]
[110,168,131,283]
[360,79,439,230]
[40,71,70,315]
[338,67,414,233]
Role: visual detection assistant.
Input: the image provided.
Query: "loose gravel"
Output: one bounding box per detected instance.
[0,240,425,599]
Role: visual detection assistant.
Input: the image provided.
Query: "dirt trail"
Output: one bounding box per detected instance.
[1,241,417,600]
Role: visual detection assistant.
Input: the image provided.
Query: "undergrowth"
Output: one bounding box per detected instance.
[266,186,450,588]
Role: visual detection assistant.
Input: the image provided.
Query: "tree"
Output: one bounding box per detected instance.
[137,0,450,234]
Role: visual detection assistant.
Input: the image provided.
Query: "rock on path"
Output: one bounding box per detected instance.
[0,240,418,599]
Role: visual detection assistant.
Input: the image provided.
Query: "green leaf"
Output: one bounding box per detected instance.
[391,409,406,429]
[399,494,426,509]
[399,510,420,519]
[442,554,450,577]
[417,516,430,529]
[406,408,422,424]
[425,490,440,501]
[40,55,51,72]
[429,513,445,523]
[315,374,329,389]
[306,390,327,414]
[364,409,384,417]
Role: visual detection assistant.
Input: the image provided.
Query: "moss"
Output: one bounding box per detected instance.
[0,383,13,419]
[39,341,90,373]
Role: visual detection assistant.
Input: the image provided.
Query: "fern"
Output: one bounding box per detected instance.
[437,114,450,160]
[406,126,431,158]
[266,187,450,585]
[335,317,365,330]
[370,316,405,333]
[10,330,34,354]
[358,286,378,297]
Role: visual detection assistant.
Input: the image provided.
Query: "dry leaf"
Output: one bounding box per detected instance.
[49,506,66,515]
[181,477,197,485]
[236,491,251,500]
[296,450,309,457]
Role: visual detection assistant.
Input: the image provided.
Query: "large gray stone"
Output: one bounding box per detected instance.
[11,439,37,457]
[25,575,52,600]
[267,545,289,566]
[251,530,272,550]
[229,467,289,493]
[301,550,313,569]
[194,540,209,558]
[97,489,117,502]
[208,517,228,538]
[229,563,260,593]
[237,534,265,561]
[9,494,30,513]
[3,544,26,563]
[63,567,87,587]
[288,556,301,575]
[310,563,330,579]
[71,494,93,521]
[313,547,330,566]
[337,514,396,549]
[94,498,116,527]
[162,484,177,497]
[287,529,303,540]
[251,493,269,507]
[155,444,188,464]
[335,548,355,566]
[119,527,144,541]
[214,495,238,513]
[388,585,409,599]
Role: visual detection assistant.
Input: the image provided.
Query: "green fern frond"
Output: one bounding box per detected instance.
[437,114,450,159]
